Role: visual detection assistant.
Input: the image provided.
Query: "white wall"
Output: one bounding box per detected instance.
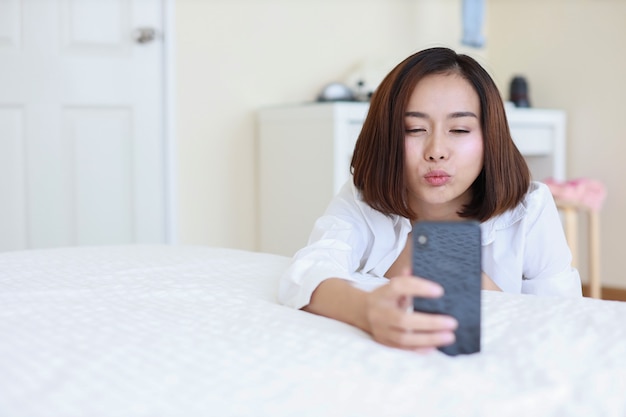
[175,0,625,289]
[486,0,626,288]
[175,0,465,249]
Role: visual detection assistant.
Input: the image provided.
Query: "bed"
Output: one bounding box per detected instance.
[1,245,625,417]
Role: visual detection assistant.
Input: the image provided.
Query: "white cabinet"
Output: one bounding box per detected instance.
[257,102,368,256]
[258,102,566,256]
[506,105,566,182]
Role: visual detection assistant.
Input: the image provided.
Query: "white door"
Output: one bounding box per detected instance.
[0,0,168,251]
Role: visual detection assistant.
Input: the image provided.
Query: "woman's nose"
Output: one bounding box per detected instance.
[424,135,448,161]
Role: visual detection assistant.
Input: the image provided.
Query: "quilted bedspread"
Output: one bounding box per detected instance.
[0,245,625,417]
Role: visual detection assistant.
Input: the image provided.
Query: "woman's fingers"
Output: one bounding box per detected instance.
[383,311,458,349]
[382,328,455,350]
[371,318,456,350]
[366,276,459,351]
[386,275,444,299]
[391,308,458,332]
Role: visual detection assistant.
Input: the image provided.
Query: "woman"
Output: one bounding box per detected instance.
[278,47,581,352]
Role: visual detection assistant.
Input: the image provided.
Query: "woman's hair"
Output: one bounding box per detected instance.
[351,47,530,222]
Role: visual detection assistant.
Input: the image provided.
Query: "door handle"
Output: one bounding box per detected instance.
[134,27,157,44]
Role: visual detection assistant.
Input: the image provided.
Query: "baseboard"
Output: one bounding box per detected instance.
[582,285,626,301]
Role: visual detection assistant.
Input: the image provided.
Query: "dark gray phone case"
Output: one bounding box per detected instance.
[412,221,481,356]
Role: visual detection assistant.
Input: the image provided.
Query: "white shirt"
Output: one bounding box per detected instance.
[278,180,582,309]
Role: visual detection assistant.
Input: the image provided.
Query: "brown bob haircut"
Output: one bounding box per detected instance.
[351,47,530,222]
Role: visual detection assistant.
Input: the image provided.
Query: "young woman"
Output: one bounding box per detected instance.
[278,47,581,352]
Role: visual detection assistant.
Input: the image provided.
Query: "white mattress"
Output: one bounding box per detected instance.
[0,245,625,417]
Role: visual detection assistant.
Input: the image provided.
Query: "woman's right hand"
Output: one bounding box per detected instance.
[364,272,458,353]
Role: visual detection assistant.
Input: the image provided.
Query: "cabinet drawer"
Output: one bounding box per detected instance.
[510,125,553,155]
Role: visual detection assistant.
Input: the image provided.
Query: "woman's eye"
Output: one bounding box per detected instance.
[450,129,470,134]
[406,128,426,134]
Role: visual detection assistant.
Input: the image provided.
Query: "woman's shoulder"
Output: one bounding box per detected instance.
[507,180,560,225]
[509,180,557,221]
[324,181,367,219]
[522,181,555,212]
[481,181,555,242]
[314,181,404,237]
[328,181,401,222]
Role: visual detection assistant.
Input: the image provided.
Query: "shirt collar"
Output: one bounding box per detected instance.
[353,180,528,246]
[397,206,527,247]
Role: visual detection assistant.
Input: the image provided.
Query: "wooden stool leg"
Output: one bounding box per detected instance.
[588,211,602,299]
[562,207,578,269]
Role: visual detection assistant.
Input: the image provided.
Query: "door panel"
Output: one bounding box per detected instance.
[0,0,166,251]
[0,107,26,251]
[0,0,21,49]
[62,0,130,50]
[68,107,134,245]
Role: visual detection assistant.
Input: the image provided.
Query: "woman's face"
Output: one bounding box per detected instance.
[403,72,484,220]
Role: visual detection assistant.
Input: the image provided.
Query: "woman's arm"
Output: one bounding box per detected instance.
[521,183,582,296]
[303,272,458,352]
[482,272,502,291]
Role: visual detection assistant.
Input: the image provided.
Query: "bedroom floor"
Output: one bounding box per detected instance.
[583,285,626,301]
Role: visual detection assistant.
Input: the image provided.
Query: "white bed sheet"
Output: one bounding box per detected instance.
[0,245,625,417]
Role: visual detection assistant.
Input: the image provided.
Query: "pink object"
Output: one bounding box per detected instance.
[544,178,607,212]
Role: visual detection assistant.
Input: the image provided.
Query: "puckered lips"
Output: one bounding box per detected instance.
[424,170,451,186]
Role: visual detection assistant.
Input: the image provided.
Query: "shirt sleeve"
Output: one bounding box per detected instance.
[520,182,583,297]
[277,183,378,309]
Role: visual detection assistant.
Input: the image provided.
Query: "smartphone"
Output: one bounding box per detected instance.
[412,220,482,356]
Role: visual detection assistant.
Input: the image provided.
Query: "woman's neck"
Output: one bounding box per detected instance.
[414,204,463,222]
[410,193,471,222]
